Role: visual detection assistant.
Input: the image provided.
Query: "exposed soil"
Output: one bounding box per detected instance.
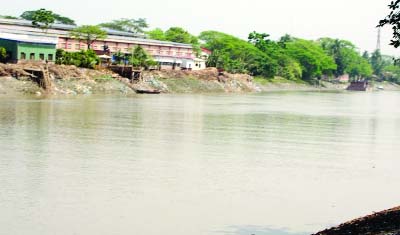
[314,206,400,235]
[4,63,392,96]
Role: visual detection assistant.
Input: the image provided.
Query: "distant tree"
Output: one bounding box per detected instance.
[370,50,385,76]
[318,38,359,77]
[0,15,18,19]
[147,28,166,40]
[362,51,370,60]
[278,34,294,48]
[164,27,198,44]
[52,13,76,25]
[70,25,107,50]
[382,64,400,83]
[20,11,36,20]
[24,8,55,30]
[99,18,148,34]
[21,10,76,25]
[378,0,400,48]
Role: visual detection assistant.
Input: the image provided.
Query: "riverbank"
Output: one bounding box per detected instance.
[1,63,399,96]
[314,206,400,235]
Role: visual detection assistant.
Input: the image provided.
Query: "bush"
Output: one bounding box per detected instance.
[56,49,99,68]
[0,47,7,63]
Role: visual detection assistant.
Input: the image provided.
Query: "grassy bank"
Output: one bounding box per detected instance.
[253,76,348,92]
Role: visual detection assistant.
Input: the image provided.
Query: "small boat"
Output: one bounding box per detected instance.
[136,89,161,94]
[377,86,384,90]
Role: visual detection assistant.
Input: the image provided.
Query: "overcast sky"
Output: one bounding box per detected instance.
[2,0,399,56]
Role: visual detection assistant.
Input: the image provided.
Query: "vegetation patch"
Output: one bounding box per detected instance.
[158,77,224,93]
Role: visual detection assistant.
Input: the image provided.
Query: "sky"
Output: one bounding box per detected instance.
[2,0,399,56]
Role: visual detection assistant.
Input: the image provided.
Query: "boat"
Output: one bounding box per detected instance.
[136,89,161,94]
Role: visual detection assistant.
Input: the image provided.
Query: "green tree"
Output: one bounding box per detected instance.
[56,49,99,68]
[345,54,373,80]
[70,25,107,50]
[165,27,197,44]
[129,46,157,69]
[164,27,200,54]
[24,8,55,30]
[285,39,337,80]
[200,30,276,76]
[248,31,272,51]
[378,0,400,48]
[99,18,148,34]
[249,32,302,80]
[318,38,357,77]
[21,10,76,25]
[147,28,166,40]
[382,64,400,83]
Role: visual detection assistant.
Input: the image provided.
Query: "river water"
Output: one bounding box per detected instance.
[1,91,400,235]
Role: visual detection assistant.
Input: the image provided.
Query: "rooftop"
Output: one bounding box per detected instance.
[0,18,193,48]
[0,31,58,45]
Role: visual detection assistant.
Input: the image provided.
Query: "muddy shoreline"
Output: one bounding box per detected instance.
[2,63,400,97]
[0,63,368,96]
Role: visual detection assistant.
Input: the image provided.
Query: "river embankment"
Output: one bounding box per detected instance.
[1,63,399,96]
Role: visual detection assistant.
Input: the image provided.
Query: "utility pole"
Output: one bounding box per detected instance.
[376,28,381,51]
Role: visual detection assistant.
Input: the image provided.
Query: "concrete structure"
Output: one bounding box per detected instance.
[0,32,57,63]
[191,48,211,70]
[0,18,201,70]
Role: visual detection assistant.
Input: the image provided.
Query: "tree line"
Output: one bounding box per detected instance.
[1,8,400,83]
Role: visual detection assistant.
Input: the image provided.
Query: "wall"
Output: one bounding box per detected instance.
[17,42,56,62]
[57,38,195,60]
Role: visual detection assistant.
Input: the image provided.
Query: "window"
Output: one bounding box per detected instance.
[67,43,72,49]
[20,52,26,60]
[48,54,53,61]
[30,53,35,60]
[39,54,45,60]
[75,44,80,50]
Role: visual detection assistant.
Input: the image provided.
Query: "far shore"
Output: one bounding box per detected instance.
[1,63,399,97]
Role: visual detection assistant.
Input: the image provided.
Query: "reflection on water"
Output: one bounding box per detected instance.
[1,91,400,235]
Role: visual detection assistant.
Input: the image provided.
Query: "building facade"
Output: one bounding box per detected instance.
[0,18,202,70]
[0,32,57,63]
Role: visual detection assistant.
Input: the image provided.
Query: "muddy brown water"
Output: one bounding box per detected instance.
[1,91,400,235]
